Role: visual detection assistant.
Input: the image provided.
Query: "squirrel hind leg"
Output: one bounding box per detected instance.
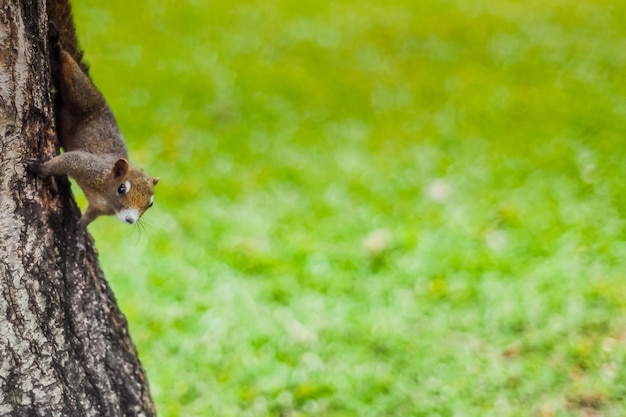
[48,21,62,61]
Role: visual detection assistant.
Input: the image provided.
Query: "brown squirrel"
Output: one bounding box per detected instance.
[29,0,158,227]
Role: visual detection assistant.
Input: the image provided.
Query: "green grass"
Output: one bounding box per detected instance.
[72,0,626,415]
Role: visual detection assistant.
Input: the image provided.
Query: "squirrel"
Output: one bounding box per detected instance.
[29,0,158,227]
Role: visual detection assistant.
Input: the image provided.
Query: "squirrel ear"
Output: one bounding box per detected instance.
[152,177,160,186]
[113,159,129,178]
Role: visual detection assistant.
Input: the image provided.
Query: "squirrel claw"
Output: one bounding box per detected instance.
[76,235,86,252]
[25,158,43,175]
[76,222,87,253]
[48,21,60,44]
[48,21,61,58]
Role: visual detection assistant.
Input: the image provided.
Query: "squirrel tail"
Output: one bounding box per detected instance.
[46,0,89,74]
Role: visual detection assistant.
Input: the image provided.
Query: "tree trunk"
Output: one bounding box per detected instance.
[0,1,156,416]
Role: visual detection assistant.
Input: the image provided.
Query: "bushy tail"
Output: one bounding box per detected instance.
[46,0,89,74]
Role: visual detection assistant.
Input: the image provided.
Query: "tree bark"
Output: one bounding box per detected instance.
[0,1,156,416]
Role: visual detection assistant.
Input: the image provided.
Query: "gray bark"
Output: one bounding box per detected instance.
[0,1,156,415]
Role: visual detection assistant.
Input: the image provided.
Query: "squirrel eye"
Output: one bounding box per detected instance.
[117,181,130,196]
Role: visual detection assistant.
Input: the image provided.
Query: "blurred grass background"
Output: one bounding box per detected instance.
[72,0,626,415]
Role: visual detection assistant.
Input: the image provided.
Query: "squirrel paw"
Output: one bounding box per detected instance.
[76,233,86,253]
[76,220,88,252]
[48,21,61,58]
[25,158,44,175]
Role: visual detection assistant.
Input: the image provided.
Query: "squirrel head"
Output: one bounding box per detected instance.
[109,158,159,225]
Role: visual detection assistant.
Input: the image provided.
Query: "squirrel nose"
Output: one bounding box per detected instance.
[117,209,139,225]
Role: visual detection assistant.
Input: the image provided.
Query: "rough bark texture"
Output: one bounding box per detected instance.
[0,1,156,415]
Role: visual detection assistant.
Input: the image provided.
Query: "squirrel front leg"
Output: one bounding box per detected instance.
[29,151,101,179]
[79,204,109,226]
[28,152,114,226]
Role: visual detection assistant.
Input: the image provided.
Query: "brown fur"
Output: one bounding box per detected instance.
[30,0,158,226]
